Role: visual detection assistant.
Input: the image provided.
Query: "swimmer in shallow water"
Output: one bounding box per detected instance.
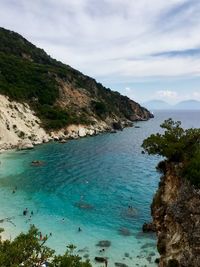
[23,208,28,216]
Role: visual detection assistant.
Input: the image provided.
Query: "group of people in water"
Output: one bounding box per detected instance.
[23,208,34,216]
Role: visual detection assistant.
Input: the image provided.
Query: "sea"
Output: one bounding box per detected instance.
[0,110,199,267]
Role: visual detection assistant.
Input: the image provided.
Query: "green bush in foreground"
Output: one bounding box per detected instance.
[142,118,200,187]
[0,225,92,267]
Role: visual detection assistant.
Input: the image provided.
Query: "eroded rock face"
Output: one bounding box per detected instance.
[142,222,156,233]
[152,162,200,267]
[0,95,50,151]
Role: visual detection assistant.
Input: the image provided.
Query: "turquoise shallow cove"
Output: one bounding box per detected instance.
[0,111,200,267]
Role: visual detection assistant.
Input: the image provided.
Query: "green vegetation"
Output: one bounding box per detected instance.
[142,118,200,187]
[0,225,91,267]
[0,27,150,130]
[183,149,200,187]
[91,101,108,119]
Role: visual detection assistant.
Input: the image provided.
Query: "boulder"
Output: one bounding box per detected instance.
[18,139,34,150]
[78,127,87,137]
[88,129,95,136]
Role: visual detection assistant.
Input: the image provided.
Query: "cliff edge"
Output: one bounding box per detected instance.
[152,161,200,267]
[142,119,200,267]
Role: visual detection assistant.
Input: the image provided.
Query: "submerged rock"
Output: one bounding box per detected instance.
[31,160,44,166]
[74,201,94,210]
[83,254,89,258]
[77,247,89,253]
[114,262,128,267]
[136,231,156,240]
[121,206,138,218]
[95,256,108,263]
[118,227,132,236]
[96,240,111,247]
[140,242,155,249]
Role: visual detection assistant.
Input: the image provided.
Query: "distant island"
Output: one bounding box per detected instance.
[143,99,200,110]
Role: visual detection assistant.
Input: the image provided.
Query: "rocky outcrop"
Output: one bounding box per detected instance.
[0,94,152,152]
[0,95,50,151]
[152,161,200,267]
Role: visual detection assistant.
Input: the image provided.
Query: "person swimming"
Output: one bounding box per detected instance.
[23,208,28,216]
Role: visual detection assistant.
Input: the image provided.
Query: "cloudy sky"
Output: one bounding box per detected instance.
[1,0,200,104]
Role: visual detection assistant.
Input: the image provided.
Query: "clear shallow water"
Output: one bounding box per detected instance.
[0,110,200,267]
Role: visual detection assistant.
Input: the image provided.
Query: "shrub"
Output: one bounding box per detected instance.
[142,119,200,187]
[0,225,92,267]
[91,101,108,118]
[184,149,200,187]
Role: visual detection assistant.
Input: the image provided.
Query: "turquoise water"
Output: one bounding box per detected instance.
[0,110,200,267]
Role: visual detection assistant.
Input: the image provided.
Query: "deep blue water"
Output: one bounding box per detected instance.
[0,110,199,266]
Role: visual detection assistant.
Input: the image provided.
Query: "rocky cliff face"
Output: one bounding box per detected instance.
[0,94,118,151]
[152,161,200,267]
[0,27,153,151]
[0,27,152,132]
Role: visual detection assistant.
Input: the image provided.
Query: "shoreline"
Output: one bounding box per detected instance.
[0,119,148,154]
[0,94,153,154]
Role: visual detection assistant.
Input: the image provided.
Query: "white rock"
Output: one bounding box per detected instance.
[18,139,34,150]
[0,95,50,151]
[78,127,87,137]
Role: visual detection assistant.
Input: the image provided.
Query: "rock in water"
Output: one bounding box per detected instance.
[95,257,107,263]
[96,240,111,247]
[31,160,44,166]
[118,227,132,236]
[114,263,128,267]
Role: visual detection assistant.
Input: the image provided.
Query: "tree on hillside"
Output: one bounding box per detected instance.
[142,118,200,186]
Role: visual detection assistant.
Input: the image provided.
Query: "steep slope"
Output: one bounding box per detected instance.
[152,161,200,267]
[0,27,152,132]
[0,94,49,150]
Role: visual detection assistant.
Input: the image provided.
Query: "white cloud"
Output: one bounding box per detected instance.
[192,91,200,100]
[156,90,178,99]
[0,0,200,102]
